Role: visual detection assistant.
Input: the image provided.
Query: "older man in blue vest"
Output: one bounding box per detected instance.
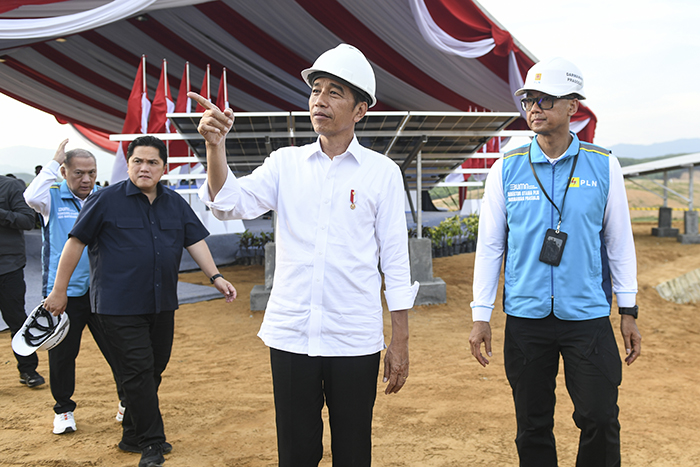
[25,139,122,436]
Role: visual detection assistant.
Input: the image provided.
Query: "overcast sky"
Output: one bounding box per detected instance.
[477,0,700,148]
[0,0,697,165]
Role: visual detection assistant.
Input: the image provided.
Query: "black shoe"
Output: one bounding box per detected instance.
[19,372,45,388]
[139,444,164,467]
[119,440,172,455]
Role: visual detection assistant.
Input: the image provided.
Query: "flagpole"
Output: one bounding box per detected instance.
[223,67,228,108]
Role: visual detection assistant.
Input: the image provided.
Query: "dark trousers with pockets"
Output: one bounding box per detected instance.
[48,291,124,414]
[0,267,39,374]
[270,348,381,467]
[504,313,622,467]
[98,311,174,449]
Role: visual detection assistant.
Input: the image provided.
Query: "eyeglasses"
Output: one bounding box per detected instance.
[520,95,575,112]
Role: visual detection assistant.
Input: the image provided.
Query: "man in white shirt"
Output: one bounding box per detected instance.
[190,44,418,466]
[24,139,123,435]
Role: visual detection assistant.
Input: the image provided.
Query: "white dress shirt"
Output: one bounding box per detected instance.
[200,136,418,357]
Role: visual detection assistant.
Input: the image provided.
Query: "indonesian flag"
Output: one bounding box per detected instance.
[168,62,193,169]
[111,55,150,184]
[195,64,211,112]
[147,59,175,134]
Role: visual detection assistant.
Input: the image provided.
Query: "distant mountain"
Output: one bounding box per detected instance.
[608,138,700,159]
[0,146,53,176]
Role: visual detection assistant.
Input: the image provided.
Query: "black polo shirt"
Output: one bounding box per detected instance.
[69,179,208,315]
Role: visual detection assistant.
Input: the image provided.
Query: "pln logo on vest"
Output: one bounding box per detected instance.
[569,177,597,188]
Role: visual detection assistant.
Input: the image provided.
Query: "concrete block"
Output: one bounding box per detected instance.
[250,285,271,311]
[658,206,674,227]
[409,238,434,282]
[264,242,276,289]
[652,207,679,237]
[409,238,446,305]
[683,211,699,235]
[652,227,679,237]
[677,234,700,244]
[414,278,447,306]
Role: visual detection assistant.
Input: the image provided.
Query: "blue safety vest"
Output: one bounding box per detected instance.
[42,181,97,297]
[501,133,613,320]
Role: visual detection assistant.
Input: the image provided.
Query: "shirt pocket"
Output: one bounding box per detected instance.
[158,219,182,247]
[115,218,144,250]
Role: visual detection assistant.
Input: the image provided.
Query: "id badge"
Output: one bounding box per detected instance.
[539,228,567,266]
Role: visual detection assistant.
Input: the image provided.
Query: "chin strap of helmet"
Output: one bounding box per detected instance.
[22,305,58,346]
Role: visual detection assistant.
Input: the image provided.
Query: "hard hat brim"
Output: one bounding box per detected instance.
[11,302,70,356]
[301,67,378,108]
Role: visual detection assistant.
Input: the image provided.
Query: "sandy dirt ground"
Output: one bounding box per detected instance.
[1,222,699,466]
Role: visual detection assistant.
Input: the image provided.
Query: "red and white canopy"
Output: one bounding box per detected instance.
[0,0,597,150]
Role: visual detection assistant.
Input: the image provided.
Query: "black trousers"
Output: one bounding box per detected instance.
[0,267,39,374]
[270,348,381,467]
[48,291,124,414]
[504,313,622,467]
[98,311,174,449]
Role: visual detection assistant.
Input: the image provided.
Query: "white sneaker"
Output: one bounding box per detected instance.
[53,412,76,435]
[116,401,125,422]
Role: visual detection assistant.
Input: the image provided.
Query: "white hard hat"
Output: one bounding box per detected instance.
[12,302,70,356]
[301,44,377,108]
[515,57,586,99]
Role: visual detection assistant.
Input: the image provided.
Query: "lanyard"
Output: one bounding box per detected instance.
[528,143,579,233]
[70,199,81,212]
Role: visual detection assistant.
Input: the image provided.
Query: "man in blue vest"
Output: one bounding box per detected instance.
[469,58,642,467]
[25,139,122,435]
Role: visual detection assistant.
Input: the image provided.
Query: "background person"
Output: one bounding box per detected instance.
[468,57,642,467]
[0,173,43,388]
[192,43,418,467]
[44,135,236,467]
[24,139,124,435]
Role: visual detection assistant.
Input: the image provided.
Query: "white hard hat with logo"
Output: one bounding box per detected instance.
[301,44,377,108]
[12,301,70,356]
[515,57,586,99]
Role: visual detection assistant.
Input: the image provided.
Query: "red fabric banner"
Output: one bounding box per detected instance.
[0,0,68,14]
[71,124,119,154]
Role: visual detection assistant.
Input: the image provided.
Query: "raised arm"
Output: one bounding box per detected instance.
[188,92,234,199]
[24,138,69,218]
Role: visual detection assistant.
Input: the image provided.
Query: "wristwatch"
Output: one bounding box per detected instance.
[618,305,638,319]
[210,273,224,284]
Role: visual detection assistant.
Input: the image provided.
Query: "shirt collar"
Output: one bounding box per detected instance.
[125,177,163,199]
[59,178,96,202]
[530,131,581,164]
[307,135,363,164]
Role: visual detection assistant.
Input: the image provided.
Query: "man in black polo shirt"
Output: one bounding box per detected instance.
[44,136,236,467]
[0,174,45,388]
